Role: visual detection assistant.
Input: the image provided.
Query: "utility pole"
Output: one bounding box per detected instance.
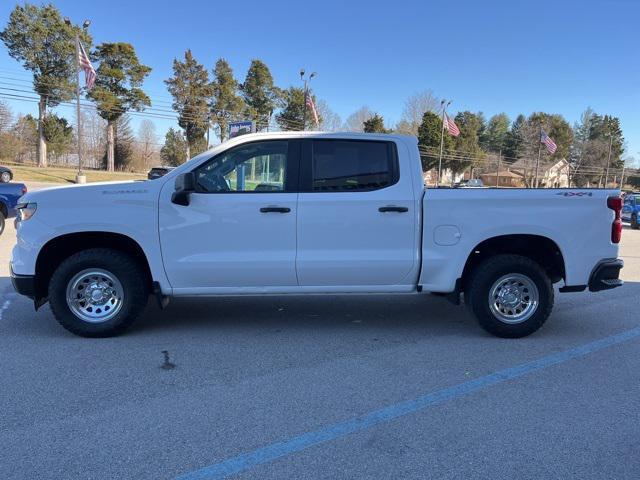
[437,99,451,188]
[605,134,613,187]
[299,69,316,131]
[496,149,502,188]
[534,123,542,188]
[64,17,90,184]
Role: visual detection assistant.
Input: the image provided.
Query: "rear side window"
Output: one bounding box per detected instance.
[311,140,397,192]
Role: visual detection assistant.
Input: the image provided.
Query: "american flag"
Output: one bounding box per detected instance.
[541,129,557,154]
[306,95,319,126]
[78,41,96,90]
[444,113,460,137]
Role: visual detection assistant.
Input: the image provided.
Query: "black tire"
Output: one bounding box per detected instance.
[49,248,149,337]
[465,254,554,338]
[632,214,639,230]
[0,211,5,236]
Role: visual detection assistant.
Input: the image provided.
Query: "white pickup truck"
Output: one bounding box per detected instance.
[11,132,624,338]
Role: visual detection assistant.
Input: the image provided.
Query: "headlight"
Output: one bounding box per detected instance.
[17,202,37,221]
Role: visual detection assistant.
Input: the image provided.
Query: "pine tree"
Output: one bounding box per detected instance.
[504,114,526,160]
[165,50,212,159]
[210,58,244,142]
[363,114,389,133]
[160,128,188,166]
[241,60,281,130]
[417,111,453,172]
[482,113,510,153]
[452,111,486,174]
[42,114,73,160]
[275,87,322,131]
[89,42,151,171]
[1,4,91,167]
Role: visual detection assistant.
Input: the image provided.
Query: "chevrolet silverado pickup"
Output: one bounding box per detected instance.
[10,132,624,338]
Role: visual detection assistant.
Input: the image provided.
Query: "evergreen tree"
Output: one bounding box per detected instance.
[160,127,188,166]
[241,59,281,130]
[482,113,510,153]
[452,111,486,174]
[210,58,244,142]
[417,111,453,171]
[363,114,389,133]
[589,114,624,164]
[42,114,73,159]
[165,50,212,159]
[89,42,151,171]
[504,114,526,160]
[1,4,91,167]
[526,112,573,161]
[275,87,322,131]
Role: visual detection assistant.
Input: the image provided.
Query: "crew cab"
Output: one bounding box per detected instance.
[10,132,624,338]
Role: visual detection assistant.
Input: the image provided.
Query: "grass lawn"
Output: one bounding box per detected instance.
[8,165,146,184]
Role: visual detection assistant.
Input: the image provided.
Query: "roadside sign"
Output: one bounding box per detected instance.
[229,121,255,139]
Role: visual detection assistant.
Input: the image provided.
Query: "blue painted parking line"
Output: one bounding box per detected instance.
[176,326,640,480]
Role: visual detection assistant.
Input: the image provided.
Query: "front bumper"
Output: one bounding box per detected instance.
[589,259,624,292]
[10,265,35,299]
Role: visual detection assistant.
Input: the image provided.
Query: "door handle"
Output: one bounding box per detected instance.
[260,206,291,213]
[378,206,408,213]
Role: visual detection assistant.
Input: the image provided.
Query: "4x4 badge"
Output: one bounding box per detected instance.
[556,192,593,197]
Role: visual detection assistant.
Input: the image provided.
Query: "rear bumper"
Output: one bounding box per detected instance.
[10,266,35,299]
[589,259,624,292]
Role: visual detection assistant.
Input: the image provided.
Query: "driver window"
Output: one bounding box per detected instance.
[195,140,288,193]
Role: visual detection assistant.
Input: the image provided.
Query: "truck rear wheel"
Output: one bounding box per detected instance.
[49,248,148,337]
[466,254,554,338]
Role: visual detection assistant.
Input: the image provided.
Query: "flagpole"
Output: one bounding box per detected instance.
[534,124,542,188]
[74,34,85,183]
[437,100,449,188]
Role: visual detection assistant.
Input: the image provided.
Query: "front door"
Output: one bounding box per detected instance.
[296,139,418,288]
[159,139,300,292]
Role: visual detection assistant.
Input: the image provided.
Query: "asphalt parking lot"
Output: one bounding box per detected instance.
[0,215,639,479]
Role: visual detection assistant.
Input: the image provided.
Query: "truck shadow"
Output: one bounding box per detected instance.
[136,292,478,337]
[2,277,638,340]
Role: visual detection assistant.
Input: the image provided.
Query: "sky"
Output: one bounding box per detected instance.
[0,0,638,162]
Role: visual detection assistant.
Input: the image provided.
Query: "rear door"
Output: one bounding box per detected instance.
[296,138,418,287]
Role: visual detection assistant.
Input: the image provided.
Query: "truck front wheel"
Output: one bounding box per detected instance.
[466,254,554,338]
[49,248,148,337]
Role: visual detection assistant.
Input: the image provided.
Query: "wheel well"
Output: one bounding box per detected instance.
[461,234,565,289]
[35,232,153,301]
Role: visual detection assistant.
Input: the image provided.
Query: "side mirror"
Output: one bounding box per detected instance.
[171,172,196,206]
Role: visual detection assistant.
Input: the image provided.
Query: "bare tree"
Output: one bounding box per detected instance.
[135,120,159,170]
[0,100,12,133]
[77,109,107,169]
[396,90,440,136]
[316,100,342,132]
[343,106,374,132]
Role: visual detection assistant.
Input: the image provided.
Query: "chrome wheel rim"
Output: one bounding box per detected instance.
[488,273,539,324]
[66,269,124,323]
[1,172,9,182]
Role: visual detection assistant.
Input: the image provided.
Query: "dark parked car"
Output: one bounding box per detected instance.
[147,166,176,180]
[0,181,27,235]
[0,166,13,183]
